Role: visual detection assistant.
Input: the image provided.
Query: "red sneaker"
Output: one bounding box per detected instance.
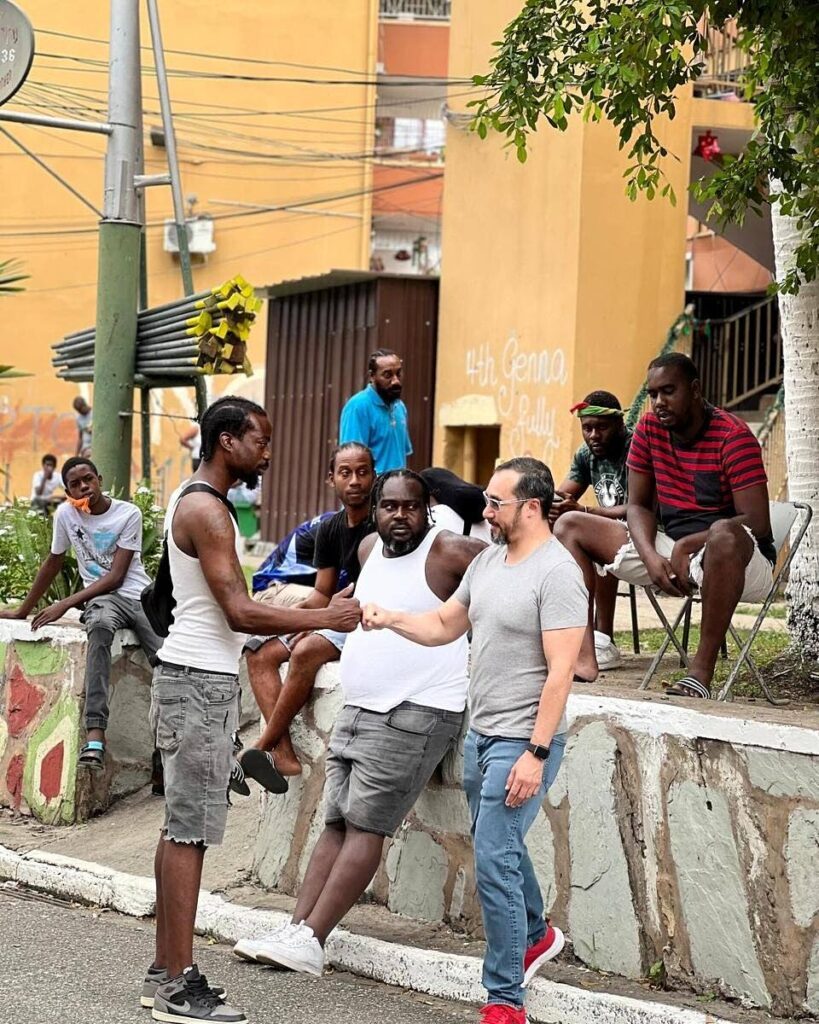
[522,922,565,986]
[479,1004,526,1024]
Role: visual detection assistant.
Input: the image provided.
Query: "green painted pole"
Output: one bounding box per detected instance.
[92,0,142,497]
[93,222,141,494]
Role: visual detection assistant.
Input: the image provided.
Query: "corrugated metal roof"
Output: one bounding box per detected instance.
[259,268,438,300]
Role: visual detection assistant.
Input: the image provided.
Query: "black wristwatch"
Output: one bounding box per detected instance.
[526,742,550,761]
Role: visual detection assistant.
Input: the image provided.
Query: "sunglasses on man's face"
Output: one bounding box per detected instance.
[482,492,531,512]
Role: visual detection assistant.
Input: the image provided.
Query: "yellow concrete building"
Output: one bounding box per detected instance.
[0,0,378,502]
[1,0,767,509]
[435,0,760,486]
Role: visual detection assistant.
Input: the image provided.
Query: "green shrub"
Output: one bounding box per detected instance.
[0,502,80,606]
[132,484,165,579]
[0,487,165,609]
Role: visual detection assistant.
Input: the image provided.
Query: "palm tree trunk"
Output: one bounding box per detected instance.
[771,202,819,657]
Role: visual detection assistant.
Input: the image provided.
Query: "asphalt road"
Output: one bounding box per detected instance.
[0,887,475,1024]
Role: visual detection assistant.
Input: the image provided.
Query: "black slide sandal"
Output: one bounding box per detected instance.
[239,749,289,794]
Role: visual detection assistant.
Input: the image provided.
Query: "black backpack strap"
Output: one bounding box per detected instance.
[177,481,239,523]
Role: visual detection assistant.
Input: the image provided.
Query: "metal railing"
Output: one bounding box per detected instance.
[692,296,782,411]
[757,389,788,501]
[695,16,752,96]
[379,0,451,20]
[629,307,789,526]
[626,306,694,428]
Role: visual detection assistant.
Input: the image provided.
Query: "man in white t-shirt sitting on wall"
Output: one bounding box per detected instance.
[0,456,162,771]
[30,453,64,513]
[233,469,485,974]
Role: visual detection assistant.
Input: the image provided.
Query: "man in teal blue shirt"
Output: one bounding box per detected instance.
[339,348,412,474]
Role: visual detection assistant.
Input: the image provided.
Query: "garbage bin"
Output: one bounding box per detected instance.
[233,500,259,539]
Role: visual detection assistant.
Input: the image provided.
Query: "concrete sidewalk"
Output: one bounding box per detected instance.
[0,773,786,1024]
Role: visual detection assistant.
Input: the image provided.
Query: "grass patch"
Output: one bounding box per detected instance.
[614,626,792,698]
[735,603,787,619]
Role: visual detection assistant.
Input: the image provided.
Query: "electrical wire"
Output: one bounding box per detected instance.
[23,220,363,295]
[37,27,449,79]
[0,170,443,237]
[20,76,473,123]
[35,51,471,86]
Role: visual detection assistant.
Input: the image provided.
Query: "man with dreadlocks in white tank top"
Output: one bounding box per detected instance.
[233,468,485,975]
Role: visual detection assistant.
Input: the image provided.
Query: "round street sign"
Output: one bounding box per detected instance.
[0,0,34,106]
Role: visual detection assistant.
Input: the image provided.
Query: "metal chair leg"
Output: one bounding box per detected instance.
[639,590,692,690]
[681,602,692,666]
[629,585,640,654]
[717,623,788,706]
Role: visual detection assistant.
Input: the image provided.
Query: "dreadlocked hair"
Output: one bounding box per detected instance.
[369,469,433,525]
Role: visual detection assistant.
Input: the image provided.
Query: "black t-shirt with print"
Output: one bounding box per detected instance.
[313,510,373,590]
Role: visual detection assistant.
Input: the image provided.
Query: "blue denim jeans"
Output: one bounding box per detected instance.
[463,729,567,1009]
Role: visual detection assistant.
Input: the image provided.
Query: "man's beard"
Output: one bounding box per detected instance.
[375,384,400,405]
[381,529,426,556]
[490,506,522,547]
[239,469,260,489]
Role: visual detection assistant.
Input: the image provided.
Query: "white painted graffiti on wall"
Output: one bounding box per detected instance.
[465,333,569,458]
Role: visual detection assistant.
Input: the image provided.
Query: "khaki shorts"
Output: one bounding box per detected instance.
[245,581,315,652]
[253,581,314,607]
[600,525,773,603]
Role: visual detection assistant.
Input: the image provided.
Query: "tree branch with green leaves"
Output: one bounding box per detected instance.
[469,0,818,293]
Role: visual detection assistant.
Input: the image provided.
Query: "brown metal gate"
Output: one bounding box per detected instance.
[261,271,438,540]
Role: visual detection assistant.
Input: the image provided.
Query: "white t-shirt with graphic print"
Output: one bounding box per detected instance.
[51,498,150,600]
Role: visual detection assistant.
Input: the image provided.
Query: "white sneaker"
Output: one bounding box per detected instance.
[596,639,622,670]
[254,922,325,976]
[233,920,300,963]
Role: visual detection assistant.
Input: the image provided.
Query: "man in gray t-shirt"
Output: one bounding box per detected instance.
[363,457,586,1022]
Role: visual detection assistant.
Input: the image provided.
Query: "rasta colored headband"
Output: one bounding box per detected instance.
[570,402,624,418]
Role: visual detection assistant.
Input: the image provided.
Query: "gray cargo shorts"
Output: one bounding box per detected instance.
[150,662,240,847]
[324,701,464,837]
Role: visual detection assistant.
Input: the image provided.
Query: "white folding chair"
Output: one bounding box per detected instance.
[637,501,813,705]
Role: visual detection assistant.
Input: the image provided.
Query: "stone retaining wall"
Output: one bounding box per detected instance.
[0,619,257,824]
[253,667,819,1018]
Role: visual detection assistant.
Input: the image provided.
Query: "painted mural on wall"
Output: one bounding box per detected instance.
[0,626,155,824]
[464,332,569,460]
[0,637,81,823]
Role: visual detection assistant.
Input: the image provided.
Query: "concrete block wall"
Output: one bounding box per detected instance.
[253,667,819,1018]
[0,620,156,823]
[0,619,258,824]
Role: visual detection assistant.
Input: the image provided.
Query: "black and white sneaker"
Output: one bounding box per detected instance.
[151,965,247,1023]
[228,759,250,797]
[141,966,226,1009]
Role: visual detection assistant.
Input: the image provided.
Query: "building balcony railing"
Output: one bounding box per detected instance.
[694,16,752,98]
[379,0,450,21]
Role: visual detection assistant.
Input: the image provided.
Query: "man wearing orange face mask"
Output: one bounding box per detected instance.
[0,456,161,769]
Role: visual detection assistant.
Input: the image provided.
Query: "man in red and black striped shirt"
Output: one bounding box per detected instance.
[554,353,774,698]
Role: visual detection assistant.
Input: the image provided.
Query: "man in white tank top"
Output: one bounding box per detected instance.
[147,397,362,1024]
[233,470,484,976]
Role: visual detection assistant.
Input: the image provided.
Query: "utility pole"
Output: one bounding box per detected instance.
[92,0,143,496]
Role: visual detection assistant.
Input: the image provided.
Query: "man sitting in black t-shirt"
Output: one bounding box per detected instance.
[240,442,374,782]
